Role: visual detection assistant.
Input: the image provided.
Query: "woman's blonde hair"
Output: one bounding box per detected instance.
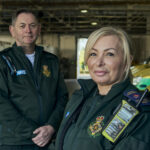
[84,26,133,80]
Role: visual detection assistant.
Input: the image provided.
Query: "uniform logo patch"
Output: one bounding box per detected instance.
[42,65,51,77]
[88,116,104,137]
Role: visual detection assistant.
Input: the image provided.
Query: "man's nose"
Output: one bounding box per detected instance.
[25,25,31,32]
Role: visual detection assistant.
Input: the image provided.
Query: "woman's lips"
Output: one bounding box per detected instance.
[94,70,107,76]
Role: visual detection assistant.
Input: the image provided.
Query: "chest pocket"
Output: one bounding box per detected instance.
[2,55,16,75]
[2,55,31,86]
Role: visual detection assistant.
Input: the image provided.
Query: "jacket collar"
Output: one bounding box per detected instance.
[104,78,132,102]
[78,78,132,100]
[12,43,43,56]
[78,79,96,97]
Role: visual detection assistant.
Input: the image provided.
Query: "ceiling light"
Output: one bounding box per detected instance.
[80,9,88,13]
[91,22,98,26]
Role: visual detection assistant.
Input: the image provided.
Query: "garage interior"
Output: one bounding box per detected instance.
[0,0,150,94]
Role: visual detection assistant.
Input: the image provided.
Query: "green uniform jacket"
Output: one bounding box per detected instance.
[0,44,68,145]
[55,78,150,150]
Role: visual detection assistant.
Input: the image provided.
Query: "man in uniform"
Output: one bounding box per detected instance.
[0,9,68,150]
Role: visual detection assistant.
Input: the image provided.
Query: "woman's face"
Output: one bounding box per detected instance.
[87,35,125,86]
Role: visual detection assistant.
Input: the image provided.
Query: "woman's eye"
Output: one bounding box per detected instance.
[89,53,96,56]
[107,52,114,56]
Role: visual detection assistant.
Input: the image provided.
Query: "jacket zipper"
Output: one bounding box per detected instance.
[27,55,44,126]
[58,86,97,150]
[59,101,84,150]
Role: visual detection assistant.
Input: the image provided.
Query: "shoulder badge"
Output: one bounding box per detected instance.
[42,65,51,77]
[124,89,150,106]
[88,116,104,137]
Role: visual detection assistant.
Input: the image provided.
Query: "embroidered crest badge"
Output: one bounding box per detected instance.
[88,116,104,137]
[42,65,51,77]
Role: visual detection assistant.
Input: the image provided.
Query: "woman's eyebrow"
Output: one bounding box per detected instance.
[91,48,98,51]
[103,48,117,51]
[91,47,117,51]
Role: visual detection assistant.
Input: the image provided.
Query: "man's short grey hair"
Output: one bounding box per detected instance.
[11,9,39,25]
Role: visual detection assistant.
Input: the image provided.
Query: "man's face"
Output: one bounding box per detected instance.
[9,13,41,47]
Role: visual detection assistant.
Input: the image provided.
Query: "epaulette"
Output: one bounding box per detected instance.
[142,92,150,106]
[124,89,150,106]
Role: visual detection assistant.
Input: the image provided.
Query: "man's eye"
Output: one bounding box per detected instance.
[30,24,37,28]
[20,25,25,28]
[89,53,96,56]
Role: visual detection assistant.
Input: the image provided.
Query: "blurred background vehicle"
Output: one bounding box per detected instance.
[131,57,150,91]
